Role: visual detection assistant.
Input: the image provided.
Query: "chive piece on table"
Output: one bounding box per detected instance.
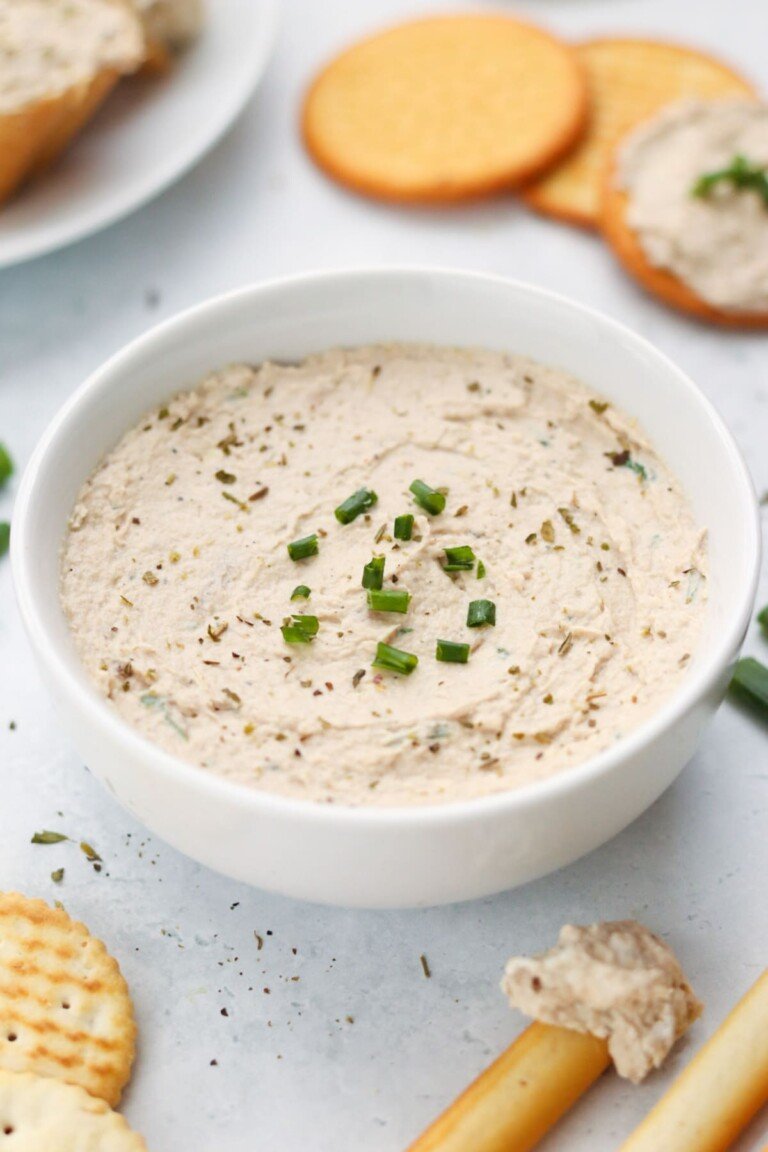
[31,830,69,845]
[730,656,768,711]
[367,588,411,614]
[362,555,385,590]
[0,444,13,486]
[335,487,378,525]
[758,605,768,636]
[281,614,319,644]
[436,640,470,664]
[443,545,476,572]
[287,534,318,562]
[0,522,9,559]
[394,513,414,541]
[467,599,496,628]
[291,585,311,601]
[410,479,446,516]
[476,560,486,579]
[372,641,418,676]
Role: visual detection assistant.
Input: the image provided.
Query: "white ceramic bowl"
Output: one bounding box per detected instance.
[13,270,760,908]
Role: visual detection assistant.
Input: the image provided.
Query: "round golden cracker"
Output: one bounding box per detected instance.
[522,39,756,229]
[601,163,768,328]
[0,1070,147,1150]
[0,893,136,1108]
[302,14,588,203]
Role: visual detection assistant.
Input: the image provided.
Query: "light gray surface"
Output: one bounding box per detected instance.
[1,0,767,1148]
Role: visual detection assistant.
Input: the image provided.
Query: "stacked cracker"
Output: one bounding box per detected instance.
[0,0,202,207]
[0,892,146,1149]
[303,19,763,326]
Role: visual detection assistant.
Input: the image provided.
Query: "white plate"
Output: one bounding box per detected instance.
[0,0,278,269]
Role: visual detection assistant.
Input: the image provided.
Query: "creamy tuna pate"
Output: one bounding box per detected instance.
[618,100,768,313]
[60,344,707,807]
[502,921,702,1082]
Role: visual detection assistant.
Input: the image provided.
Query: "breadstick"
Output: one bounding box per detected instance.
[408,1022,610,1152]
[619,969,768,1152]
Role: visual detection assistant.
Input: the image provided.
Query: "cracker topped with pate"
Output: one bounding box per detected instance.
[60,344,707,807]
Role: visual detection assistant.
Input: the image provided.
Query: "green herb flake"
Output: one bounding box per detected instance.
[215,469,237,485]
[476,560,486,579]
[367,588,411,614]
[281,614,319,644]
[467,599,496,628]
[0,443,13,485]
[558,507,580,535]
[606,449,647,480]
[335,488,378,525]
[410,479,446,516]
[442,545,476,572]
[436,639,470,664]
[291,585,311,601]
[31,831,69,845]
[541,520,555,544]
[589,399,609,415]
[80,841,102,863]
[0,522,9,558]
[757,605,768,636]
[362,555,385,591]
[51,868,65,884]
[394,514,414,541]
[692,154,768,206]
[372,642,418,676]
[730,656,768,712]
[287,534,319,562]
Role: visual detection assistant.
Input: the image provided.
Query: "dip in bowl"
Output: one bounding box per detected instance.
[12,270,760,906]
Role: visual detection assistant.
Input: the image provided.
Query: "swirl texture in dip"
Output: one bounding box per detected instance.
[60,345,707,806]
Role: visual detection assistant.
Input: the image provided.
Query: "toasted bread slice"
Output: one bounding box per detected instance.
[0,0,145,206]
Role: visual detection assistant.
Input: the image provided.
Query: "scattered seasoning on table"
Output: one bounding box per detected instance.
[51,868,65,884]
[31,831,69,845]
[419,954,432,978]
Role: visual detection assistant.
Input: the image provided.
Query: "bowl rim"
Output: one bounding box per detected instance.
[12,266,762,830]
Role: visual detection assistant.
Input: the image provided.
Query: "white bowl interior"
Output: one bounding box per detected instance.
[20,271,756,711]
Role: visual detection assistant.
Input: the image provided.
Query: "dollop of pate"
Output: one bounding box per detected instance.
[619,100,768,313]
[0,0,145,115]
[502,921,702,1082]
[60,344,707,806]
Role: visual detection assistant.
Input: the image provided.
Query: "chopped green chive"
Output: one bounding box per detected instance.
[372,642,418,676]
[758,605,768,636]
[287,534,318,561]
[362,555,385,590]
[730,656,768,711]
[0,522,9,558]
[0,444,13,485]
[692,154,768,206]
[291,585,311,601]
[467,599,496,628]
[281,614,319,644]
[394,513,414,541]
[436,640,470,664]
[410,479,445,516]
[476,560,486,579]
[367,589,411,614]
[335,487,378,525]
[443,545,476,572]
